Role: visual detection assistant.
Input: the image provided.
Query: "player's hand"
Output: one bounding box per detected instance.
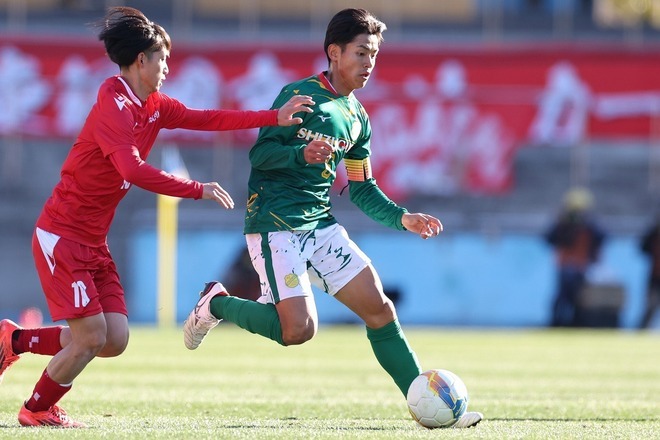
[277,95,315,126]
[303,140,334,164]
[402,213,443,239]
[201,182,234,209]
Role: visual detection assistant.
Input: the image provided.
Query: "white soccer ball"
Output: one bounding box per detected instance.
[406,369,468,428]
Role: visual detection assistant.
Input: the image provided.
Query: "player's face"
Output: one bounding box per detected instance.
[330,33,379,95]
[140,48,170,94]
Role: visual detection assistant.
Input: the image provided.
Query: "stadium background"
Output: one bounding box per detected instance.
[0,0,658,328]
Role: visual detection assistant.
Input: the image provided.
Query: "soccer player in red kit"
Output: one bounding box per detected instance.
[0,6,313,427]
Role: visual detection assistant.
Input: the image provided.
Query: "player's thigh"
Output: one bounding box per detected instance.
[246,232,318,327]
[94,245,128,317]
[334,264,396,328]
[246,232,314,303]
[32,228,104,322]
[308,224,371,296]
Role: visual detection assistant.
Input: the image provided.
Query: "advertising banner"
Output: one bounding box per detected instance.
[1,38,658,196]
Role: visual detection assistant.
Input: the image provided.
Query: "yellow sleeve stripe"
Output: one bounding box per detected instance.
[344,158,372,181]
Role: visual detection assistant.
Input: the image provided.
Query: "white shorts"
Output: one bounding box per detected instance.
[245,224,371,304]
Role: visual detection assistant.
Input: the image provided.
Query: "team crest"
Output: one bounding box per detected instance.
[284,273,299,288]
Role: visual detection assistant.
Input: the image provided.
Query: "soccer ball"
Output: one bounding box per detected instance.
[406,369,468,428]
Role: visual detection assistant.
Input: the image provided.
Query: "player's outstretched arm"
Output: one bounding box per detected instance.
[402,212,443,240]
[200,182,235,209]
[277,95,315,126]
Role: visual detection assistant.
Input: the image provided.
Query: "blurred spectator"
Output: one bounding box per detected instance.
[545,187,606,327]
[639,217,660,329]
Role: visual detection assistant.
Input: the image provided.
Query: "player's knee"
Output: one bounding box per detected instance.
[282,322,316,346]
[383,298,396,316]
[97,328,129,357]
[364,298,397,329]
[73,331,107,358]
[101,337,128,357]
[101,345,126,357]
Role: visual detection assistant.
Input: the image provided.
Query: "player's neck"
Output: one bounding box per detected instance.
[119,69,149,102]
[324,70,354,97]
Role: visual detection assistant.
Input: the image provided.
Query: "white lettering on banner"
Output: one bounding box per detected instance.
[528,61,590,146]
[0,46,51,132]
[159,57,223,141]
[230,52,294,112]
[366,59,516,197]
[3,42,660,196]
[369,102,514,197]
[56,55,116,136]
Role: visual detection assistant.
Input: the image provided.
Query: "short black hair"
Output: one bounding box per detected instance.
[323,8,386,63]
[96,7,171,68]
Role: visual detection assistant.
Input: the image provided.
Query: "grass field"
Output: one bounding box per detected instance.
[0,324,658,439]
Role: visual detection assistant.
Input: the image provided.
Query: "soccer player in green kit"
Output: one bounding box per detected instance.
[184,8,483,428]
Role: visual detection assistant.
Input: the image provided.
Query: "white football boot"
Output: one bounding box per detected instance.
[183,281,228,350]
[452,411,483,428]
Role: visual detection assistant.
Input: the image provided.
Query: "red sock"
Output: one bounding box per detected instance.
[25,369,72,412]
[12,326,64,356]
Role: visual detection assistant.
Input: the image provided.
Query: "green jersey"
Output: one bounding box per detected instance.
[244,72,407,234]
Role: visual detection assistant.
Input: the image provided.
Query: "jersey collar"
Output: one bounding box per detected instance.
[318,71,339,96]
[116,76,143,108]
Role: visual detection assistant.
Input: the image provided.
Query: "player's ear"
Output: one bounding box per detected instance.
[327,44,340,62]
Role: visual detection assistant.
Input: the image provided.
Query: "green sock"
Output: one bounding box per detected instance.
[367,319,422,397]
[210,296,285,346]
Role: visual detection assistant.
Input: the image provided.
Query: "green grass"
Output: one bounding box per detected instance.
[0,325,658,439]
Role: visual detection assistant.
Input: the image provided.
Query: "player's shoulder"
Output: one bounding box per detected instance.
[96,76,119,99]
[97,76,144,112]
[94,76,122,110]
[355,100,369,119]
[280,74,325,96]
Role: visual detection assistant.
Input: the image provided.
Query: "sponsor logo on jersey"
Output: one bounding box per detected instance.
[318,115,331,122]
[295,127,354,152]
[148,110,160,124]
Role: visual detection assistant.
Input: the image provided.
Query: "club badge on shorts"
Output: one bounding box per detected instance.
[284,273,299,288]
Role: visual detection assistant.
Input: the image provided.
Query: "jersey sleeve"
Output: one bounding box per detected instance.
[158,94,278,131]
[348,179,407,231]
[109,147,203,199]
[249,87,309,170]
[344,118,407,230]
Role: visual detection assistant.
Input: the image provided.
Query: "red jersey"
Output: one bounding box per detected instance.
[37,75,277,247]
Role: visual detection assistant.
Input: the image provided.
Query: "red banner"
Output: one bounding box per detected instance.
[1,37,658,196]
